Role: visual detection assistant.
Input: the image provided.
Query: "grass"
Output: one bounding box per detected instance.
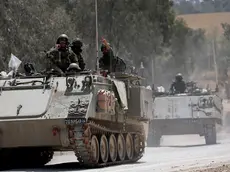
[177,12,230,36]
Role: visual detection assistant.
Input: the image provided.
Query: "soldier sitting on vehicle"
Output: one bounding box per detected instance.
[45,34,79,75]
[170,73,186,94]
[70,38,86,71]
[24,63,36,76]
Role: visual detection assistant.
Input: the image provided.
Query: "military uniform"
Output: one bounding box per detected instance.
[46,47,78,73]
[99,43,117,73]
[70,38,86,71]
[99,49,115,71]
[170,81,186,93]
[170,73,186,93]
[45,34,78,74]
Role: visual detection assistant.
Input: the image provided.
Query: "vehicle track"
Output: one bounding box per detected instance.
[67,120,145,168]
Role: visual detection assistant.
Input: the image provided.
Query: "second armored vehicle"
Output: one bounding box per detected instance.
[147,81,223,147]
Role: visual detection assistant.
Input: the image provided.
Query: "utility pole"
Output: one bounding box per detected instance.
[212,39,218,85]
[152,45,157,86]
[212,39,219,92]
[151,58,154,85]
[95,0,99,73]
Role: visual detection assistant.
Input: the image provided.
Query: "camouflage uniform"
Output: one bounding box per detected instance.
[46,47,78,73]
[170,73,186,93]
[70,38,85,71]
[45,34,78,74]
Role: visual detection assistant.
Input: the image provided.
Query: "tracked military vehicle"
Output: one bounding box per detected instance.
[0,63,152,168]
[147,81,223,147]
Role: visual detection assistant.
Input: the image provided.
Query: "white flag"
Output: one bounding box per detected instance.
[146,85,152,90]
[8,53,22,71]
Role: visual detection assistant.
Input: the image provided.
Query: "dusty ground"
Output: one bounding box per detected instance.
[4,132,230,172]
[185,164,230,172]
[3,101,230,172]
[197,165,230,172]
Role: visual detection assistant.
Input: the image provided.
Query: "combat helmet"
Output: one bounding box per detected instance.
[70,38,83,48]
[175,73,183,81]
[56,34,69,44]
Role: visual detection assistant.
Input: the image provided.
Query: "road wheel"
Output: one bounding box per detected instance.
[117,133,125,161]
[91,135,100,163]
[134,134,140,155]
[125,133,134,160]
[100,134,109,163]
[108,134,117,162]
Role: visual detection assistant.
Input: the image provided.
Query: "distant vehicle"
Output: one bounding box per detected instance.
[147,81,223,147]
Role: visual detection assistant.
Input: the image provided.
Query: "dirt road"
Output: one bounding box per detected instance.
[4,132,229,172]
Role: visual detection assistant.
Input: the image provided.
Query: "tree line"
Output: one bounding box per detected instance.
[0,0,214,87]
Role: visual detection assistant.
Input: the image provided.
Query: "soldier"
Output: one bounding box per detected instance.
[99,43,116,73]
[24,63,35,76]
[45,34,78,75]
[70,38,85,71]
[170,73,186,93]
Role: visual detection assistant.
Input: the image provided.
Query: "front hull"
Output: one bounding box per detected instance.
[0,116,147,149]
[0,118,70,148]
[150,118,219,135]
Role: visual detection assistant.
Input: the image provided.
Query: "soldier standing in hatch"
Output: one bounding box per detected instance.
[99,40,116,73]
[170,73,186,93]
[70,38,85,71]
[45,34,78,75]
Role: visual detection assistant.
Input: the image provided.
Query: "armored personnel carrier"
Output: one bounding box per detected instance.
[0,63,152,168]
[147,81,223,147]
